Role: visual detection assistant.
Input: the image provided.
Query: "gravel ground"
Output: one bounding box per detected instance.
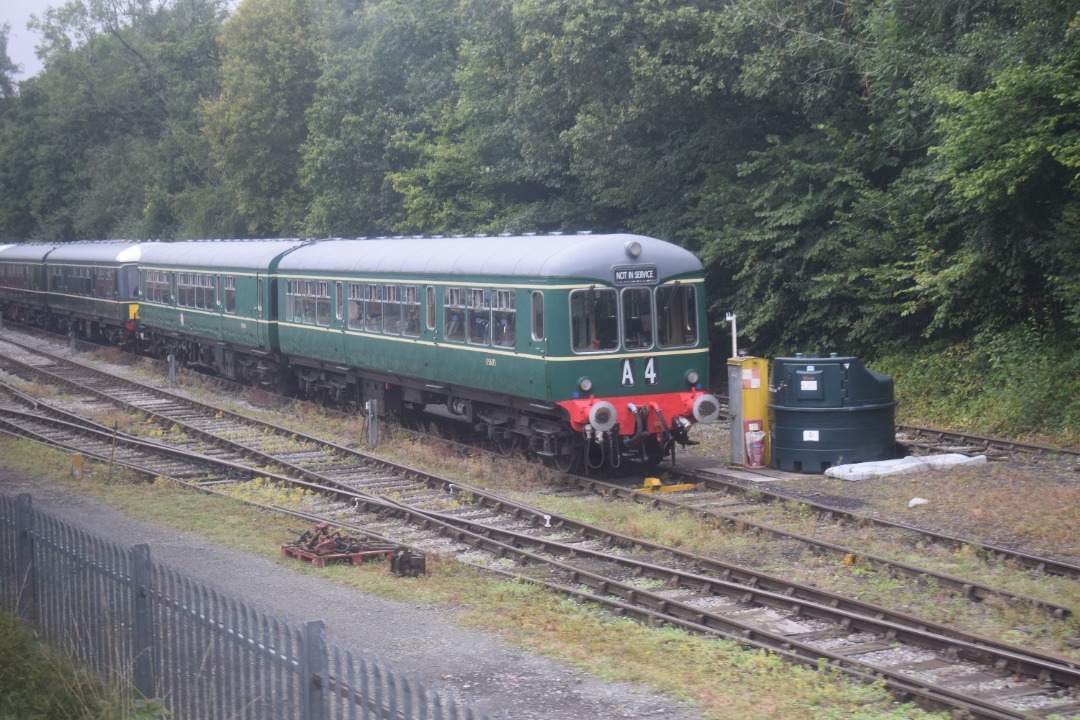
[0,466,706,720]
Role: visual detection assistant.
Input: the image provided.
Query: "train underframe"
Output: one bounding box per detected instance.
[1,302,134,348]
[148,332,702,471]
[1,306,701,471]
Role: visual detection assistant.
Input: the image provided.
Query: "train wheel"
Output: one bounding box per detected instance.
[552,449,579,473]
[496,433,518,457]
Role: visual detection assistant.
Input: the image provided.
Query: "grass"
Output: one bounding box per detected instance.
[0,612,167,720]
[0,437,945,720]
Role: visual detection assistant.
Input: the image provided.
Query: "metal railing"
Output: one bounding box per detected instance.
[0,492,493,720]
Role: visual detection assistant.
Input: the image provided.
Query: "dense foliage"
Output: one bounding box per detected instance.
[0,0,1077,360]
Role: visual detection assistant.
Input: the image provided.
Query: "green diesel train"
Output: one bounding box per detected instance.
[2,234,720,470]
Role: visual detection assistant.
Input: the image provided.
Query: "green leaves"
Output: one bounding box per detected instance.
[0,0,1075,352]
[201,0,319,235]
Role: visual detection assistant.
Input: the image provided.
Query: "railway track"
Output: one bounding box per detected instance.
[896,425,1080,459]
[647,463,1080,581]
[559,470,1074,617]
[2,332,1080,718]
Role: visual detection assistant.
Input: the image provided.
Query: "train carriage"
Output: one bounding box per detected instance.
[42,242,145,344]
[276,234,720,468]
[137,240,308,383]
[0,244,58,327]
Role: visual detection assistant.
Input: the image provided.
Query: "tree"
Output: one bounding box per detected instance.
[20,0,229,239]
[201,0,320,235]
[303,0,460,236]
[0,23,18,101]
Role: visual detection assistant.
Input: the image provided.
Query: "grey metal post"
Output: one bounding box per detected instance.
[15,493,35,623]
[168,353,176,388]
[301,620,328,720]
[69,330,76,354]
[131,543,156,699]
[367,399,379,447]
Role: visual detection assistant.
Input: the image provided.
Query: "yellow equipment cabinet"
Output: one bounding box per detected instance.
[726,357,769,468]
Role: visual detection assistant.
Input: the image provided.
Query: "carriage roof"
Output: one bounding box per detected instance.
[138,240,309,270]
[45,241,147,264]
[277,234,702,282]
[0,244,58,262]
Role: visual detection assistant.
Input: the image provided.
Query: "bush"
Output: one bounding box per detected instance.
[875,323,1080,448]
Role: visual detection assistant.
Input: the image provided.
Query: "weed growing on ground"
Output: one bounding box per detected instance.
[0,612,167,720]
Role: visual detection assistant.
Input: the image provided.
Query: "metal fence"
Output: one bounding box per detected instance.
[0,493,492,720]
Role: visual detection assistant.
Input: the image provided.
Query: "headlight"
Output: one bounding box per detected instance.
[685,370,699,386]
[578,376,593,392]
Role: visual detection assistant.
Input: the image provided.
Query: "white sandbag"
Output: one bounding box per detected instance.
[824,453,987,481]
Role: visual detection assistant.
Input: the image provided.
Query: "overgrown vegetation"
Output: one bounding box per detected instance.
[0,612,165,720]
[879,323,1080,448]
[1,0,1078,363]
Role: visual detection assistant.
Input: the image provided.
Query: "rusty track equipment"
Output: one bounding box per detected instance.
[282,523,401,569]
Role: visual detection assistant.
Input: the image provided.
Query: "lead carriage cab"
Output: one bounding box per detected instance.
[540,251,720,471]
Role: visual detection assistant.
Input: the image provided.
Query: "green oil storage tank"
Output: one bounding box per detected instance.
[769,354,898,473]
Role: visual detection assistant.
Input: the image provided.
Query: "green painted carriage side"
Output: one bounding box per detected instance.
[275,271,550,401]
[0,245,55,313]
[275,270,709,407]
[138,241,307,351]
[274,234,710,406]
[43,243,144,328]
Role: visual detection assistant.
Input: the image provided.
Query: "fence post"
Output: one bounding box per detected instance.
[15,493,35,623]
[131,543,155,699]
[301,620,328,720]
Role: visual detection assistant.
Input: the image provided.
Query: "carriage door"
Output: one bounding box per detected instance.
[255,275,267,349]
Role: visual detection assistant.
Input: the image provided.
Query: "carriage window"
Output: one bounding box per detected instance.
[467,288,490,345]
[256,278,263,312]
[364,284,382,332]
[570,287,618,353]
[316,281,331,326]
[96,268,117,299]
[622,287,653,350]
[224,276,236,312]
[196,274,214,310]
[286,280,318,324]
[531,292,544,341]
[656,282,698,348]
[347,283,363,329]
[492,289,515,348]
[384,284,402,335]
[426,286,436,331]
[403,285,421,337]
[335,282,344,321]
[444,287,466,342]
[145,271,169,304]
[177,273,193,308]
